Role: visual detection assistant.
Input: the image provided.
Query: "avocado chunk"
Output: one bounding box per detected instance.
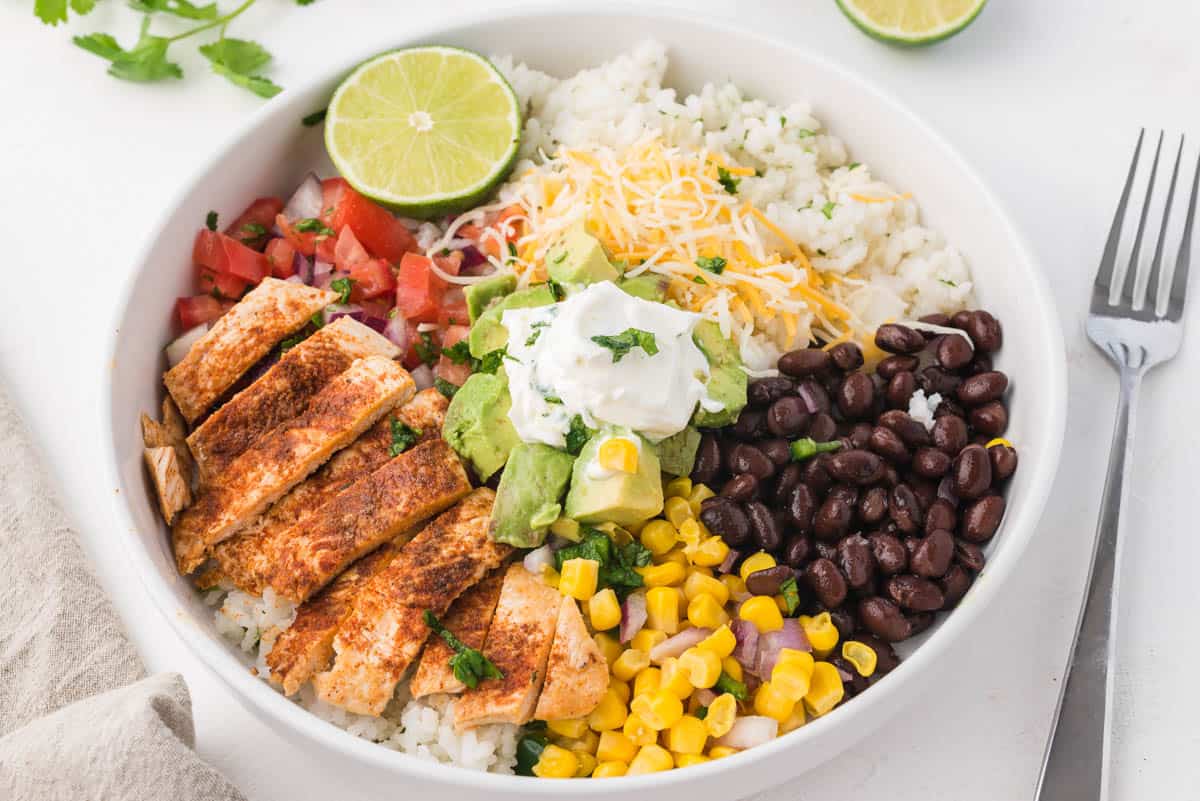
[564,427,664,527]
[464,273,517,323]
[617,274,669,303]
[654,426,701,477]
[691,320,748,428]
[490,443,576,547]
[468,284,558,359]
[546,221,620,286]
[442,372,522,480]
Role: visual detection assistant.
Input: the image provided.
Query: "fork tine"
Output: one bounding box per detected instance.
[1094,130,1145,298]
[1119,131,1164,307]
[1168,150,1200,320]
[1145,136,1185,316]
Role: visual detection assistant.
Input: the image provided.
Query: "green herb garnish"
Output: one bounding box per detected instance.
[548,279,566,301]
[414,331,439,367]
[590,328,658,363]
[329,277,354,305]
[695,705,709,720]
[714,671,749,701]
[796,128,816,138]
[821,201,837,220]
[301,108,327,126]
[551,250,568,264]
[388,419,421,457]
[789,437,842,461]
[434,377,458,399]
[514,728,550,776]
[848,162,861,170]
[554,528,651,596]
[205,210,218,231]
[692,275,707,285]
[198,36,281,98]
[309,310,324,329]
[565,414,591,456]
[939,278,958,287]
[240,222,267,236]
[544,395,563,405]
[525,321,549,347]
[278,332,307,353]
[477,347,507,375]
[780,576,801,616]
[294,217,335,236]
[422,611,503,690]
[717,166,740,194]
[442,340,473,366]
[696,256,727,275]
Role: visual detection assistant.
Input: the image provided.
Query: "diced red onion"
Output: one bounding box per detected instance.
[165,323,208,367]
[410,364,434,391]
[718,548,739,574]
[323,303,363,325]
[716,716,778,749]
[295,253,314,284]
[282,172,322,222]
[383,314,408,350]
[693,688,717,707]
[361,315,388,334]
[619,589,647,644]
[650,627,712,663]
[731,618,759,668]
[284,275,305,285]
[796,381,827,415]
[754,619,810,677]
[523,545,554,576]
[312,259,334,286]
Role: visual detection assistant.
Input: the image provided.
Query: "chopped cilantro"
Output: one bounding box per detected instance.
[205,210,218,231]
[423,611,503,689]
[442,340,473,366]
[548,279,566,301]
[434,377,458,399]
[565,414,590,456]
[551,250,568,264]
[293,217,334,236]
[524,321,549,347]
[939,278,958,287]
[848,162,861,170]
[543,395,563,405]
[329,276,354,305]
[696,256,727,275]
[240,221,266,236]
[388,419,421,457]
[780,115,787,126]
[717,166,740,194]
[692,275,707,285]
[477,347,507,375]
[590,328,658,363]
[796,128,816,138]
[554,528,652,596]
[507,241,518,262]
[301,108,326,126]
[309,310,324,329]
[821,201,837,220]
[414,331,439,367]
[278,332,307,353]
[780,576,801,616]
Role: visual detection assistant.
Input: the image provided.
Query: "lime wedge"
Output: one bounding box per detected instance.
[325,46,522,218]
[835,0,987,46]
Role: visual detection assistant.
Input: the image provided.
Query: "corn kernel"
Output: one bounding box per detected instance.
[676,518,703,550]
[597,730,638,763]
[659,547,691,569]
[638,561,687,587]
[771,649,815,702]
[665,714,709,754]
[798,612,838,656]
[690,536,730,567]
[626,519,647,537]
[628,743,674,774]
[664,496,693,528]
[631,629,667,654]
[587,688,629,731]
[688,483,716,517]
[646,587,680,634]
[704,693,737,737]
[557,729,599,755]
[551,516,580,542]
[632,666,662,698]
[719,574,747,598]
[598,437,639,473]
[986,436,1014,449]
[684,572,730,605]
[842,640,877,677]
[698,624,737,659]
[803,661,845,718]
[708,746,739,759]
[547,718,588,739]
[665,476,693,499]
[622,713,658,746]
[540,565,561,588]
[687,593,729,629]
[574,752,597,777]
[559,558,599,600]
[588,588,622,632]
[675,753,711,768]
[754,681,796,723]
[631,688,684,730]
[721,656,743,682]
[591,760,628,778]
[594,632,622,666]
[739,552,777,581]
[612,648,650,682]
[780,704,807,735]
[658,657,695,698]
[532,744,578,778]
[690,564,714,577]
[739,595,784,632]
[608,677,631,706]
[774,594,790,613]
[679,647,723,689]
[639,519,678,556]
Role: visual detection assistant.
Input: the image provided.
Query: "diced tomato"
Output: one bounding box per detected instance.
[334,226,370,270]
[198,267,250,300]
[434,249,463,276]
[324,180,417,263]
[264,237,297,278]
[438,287,469,328]
[175,295,225,329]
[276,213,335,259]
[226,196,284,250]
[358,297,394,320]
[434,355,473,388]
[395,253,445,323]
[348,258,397,302]
[401,320,426,369]
[441,324,470,349]
[193,228,270,283]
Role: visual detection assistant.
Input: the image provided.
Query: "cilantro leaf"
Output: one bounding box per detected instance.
[821,201,837,220]
[241,222,267,237]
[780,576,801,616]
[442,340,474,366]
[329,276,354,305]
[434,377,458,399]
[692,275,707,285]
[388,418,421,457]
[695,256,727,275]
[590,328,658,363]
[796,128,816,138]
[76,21,182,83]
[278,332,308,353]
[553,529,650,597]
[848,162,861,170]
[35,0,69,25]
[302,108,327,127]
[714,671,749,701]
[296,0,316,5]
[199,38,280,98]
[547,279,565,301]
[293,217,334,235]
[939,278,958,287]
[74,32,124,59]
[414,331,439,367]
[717,166,740,194]
[524,321,549,347]
[129,0,218,19]
[476,347,507,375]
[564,414,591,456]
[204,210,218,231]
[423,611,503,690]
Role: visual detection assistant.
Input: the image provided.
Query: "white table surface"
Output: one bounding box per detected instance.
[3,1,1199,798]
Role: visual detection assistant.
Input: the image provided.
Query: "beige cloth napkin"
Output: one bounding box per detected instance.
[0,386,246,801]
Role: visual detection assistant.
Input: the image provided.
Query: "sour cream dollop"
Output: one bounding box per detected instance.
[501,281,723,448]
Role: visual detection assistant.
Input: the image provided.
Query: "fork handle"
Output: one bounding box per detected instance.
[1035,366,1142,801]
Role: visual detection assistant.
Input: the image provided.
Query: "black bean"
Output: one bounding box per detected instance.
[837,534,876,590]
[799,455,834,495]
[886,371,917,409]
[828,609,858,642]
[828,484,860,508]
[931,414,968,455]
[745,500,782,551]
[830,654,871,697]
[745,564,795,596]
[909,476,937,511]
[920,366,962,396]
[700,498,751,547]
[936,476,959,505]
[912,447,951,478]
[889,484,924,535]
[773,463,802,506]
[961,495,1005,542]
[954,539,986,572]
[924,498,958,536]
[907,612,935,636]
[990,444,1018,481]
[969,401,1008,436]
[869,531,908,575]
[829,342,865,371]
[934,398,967,420]
[950,310,972,329]
[885,575,945,611]
[952,444,992,499]
[805,558,848,608]
[958,371,1008,405]
[940,565,972,608]
[964,310,1003,353]
[876,355,920,380]
[910,529,954,578]
[748,376,794,407]
[919,312,951,328]
[691,432,721,485]
[766,396,809,439]
[796,379,832,415]
[733,408,768,441]
[783,534,812,568]
[720,473,758,502]
[815,541,839,561]
[729,443,775,480]
[878,410,932,447]
[847,422,874,449]
[784,483,817,532]
[814,496,853,540]
[827,449,887,485]
[868,426,911,465]
[836,373,876,420]
[859,487,889,525]
[936,333,974,371]
[874,324,926,354]
[967,352,994,376]
[808,412,838,443]
[858,597,913,642]
[779,348,832,377]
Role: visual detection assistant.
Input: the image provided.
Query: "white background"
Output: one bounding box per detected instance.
[2,1,1198,799]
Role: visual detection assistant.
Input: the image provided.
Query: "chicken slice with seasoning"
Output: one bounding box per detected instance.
[533,596,609,721]
[410,569,506,698]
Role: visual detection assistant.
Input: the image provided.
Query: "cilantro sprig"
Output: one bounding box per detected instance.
[388,419,420,457]
[590,328,658,363]
[696,256,727,275]
[422,611,503,690]
[717,166,740,194]
[329,277,354,305]
[554,528,652,597]
[564,414,591,456]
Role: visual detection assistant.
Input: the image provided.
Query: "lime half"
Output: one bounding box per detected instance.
[835,0,987,46]
[325,46,522,218]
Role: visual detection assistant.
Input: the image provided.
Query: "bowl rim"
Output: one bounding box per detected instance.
[100,3,1068,794]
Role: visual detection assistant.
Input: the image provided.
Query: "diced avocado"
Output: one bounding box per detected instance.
[464,273,517,323]
[468,284,558,359]
[442,372,521,480]
[617,274,669,303]
[655,427,702,477]
[691,320,748,428]
[564,427,664,527]
[546,221,620,286]
[490,442,576,548]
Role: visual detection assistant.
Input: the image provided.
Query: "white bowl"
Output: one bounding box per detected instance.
[102,6,1067,799]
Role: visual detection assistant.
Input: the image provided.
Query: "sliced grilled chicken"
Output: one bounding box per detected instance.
[313,489,510,716]
[171,356,413,574]
[164,278,336,423]
[187,318,399,483]
[454,564,561,731]
[143,446,192,525]
[262,437,471,604]
[141,396,195,481]
[207,388,448,594]
[410,569,506,698]
[533,597,609,721]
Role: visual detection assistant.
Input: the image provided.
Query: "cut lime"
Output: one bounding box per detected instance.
[325,46,522,219]
[835,0,987,46]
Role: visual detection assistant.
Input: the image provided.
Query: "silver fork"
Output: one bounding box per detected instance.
[1035,131,1199,801]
